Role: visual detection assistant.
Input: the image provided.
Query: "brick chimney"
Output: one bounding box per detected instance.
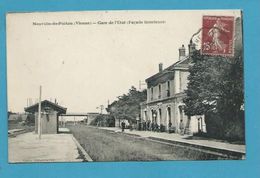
[179,44,186,60]
[188,40,196,57]
[159,63,163,72]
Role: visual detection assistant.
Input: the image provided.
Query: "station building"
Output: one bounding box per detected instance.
[140,41,206,134]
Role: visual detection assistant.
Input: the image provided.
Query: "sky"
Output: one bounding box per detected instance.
[6,10,241,113]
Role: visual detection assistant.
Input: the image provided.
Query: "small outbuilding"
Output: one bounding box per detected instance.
[24,100,67,134]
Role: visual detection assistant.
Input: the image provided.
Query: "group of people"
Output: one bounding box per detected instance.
[120,119,186,135]
[138,119,185,135]
[137,120,167,132]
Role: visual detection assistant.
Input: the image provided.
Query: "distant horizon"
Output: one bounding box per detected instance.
[7,10,241,113]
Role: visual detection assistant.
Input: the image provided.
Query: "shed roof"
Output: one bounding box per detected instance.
[24,100,67,114]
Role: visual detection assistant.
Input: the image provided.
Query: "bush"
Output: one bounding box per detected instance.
[205,111,245,141]
[90,114,115,127]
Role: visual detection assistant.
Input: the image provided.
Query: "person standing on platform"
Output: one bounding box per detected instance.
[121,121,126,132]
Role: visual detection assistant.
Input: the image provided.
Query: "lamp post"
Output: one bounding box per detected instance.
[151,111,157,131]
[153,113,156,122]
[152,110,157,124]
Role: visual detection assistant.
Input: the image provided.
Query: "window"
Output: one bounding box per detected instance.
[179,71,182,92]
[167,107,171,124]
[158,85,161,99]
[158,109,162,124]
[151,109,156,123]
[151,87,154,100]
[167,81,171,97]
[144,111,147,121]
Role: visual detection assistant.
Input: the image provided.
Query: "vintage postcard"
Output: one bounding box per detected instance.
[6,10,245,163]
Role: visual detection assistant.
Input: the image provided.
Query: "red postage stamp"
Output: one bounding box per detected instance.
[201,16,235,56]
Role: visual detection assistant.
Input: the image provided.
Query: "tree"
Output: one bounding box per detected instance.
[183,17,244,140]
[106,86,147,123]
[183,52,234,115]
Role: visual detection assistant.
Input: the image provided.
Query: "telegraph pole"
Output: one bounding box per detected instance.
[97,105,104,114]
[100,105,104,114]
[38,86,42,139]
